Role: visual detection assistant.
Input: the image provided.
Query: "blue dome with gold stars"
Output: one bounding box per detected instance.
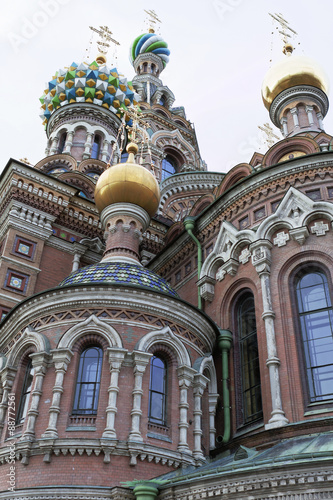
[58,262,178,297]
[40,61,140,127]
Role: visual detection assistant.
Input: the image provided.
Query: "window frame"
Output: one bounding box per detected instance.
[148,355,168,426]
[16,359,34,425]
[233,290,263,428]
[72,346,103,416]
[293,265,333,406]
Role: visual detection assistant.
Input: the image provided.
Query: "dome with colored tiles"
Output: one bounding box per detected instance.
[130,33,170,67]
[39,61,140,126]
[58,262,178,297]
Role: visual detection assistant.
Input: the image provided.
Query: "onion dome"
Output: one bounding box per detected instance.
[39,61,139,126]
[94,142,160,217]
[130,33,170,67]
[58,261,178,297]
[261,45,329,110]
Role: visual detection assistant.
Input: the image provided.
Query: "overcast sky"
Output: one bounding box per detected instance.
[1,0,333,174]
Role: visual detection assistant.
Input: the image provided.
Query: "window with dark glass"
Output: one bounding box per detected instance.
[148,356,167,425]
[161,155,176,181]
[91,135,101,159]
[237,293,262,424]
[72,347,103,415]
[296,270,333,402]
[16,359,34,424]
[58,132,66,153]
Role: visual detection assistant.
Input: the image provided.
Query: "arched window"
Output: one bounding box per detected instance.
[91,135,101,159]
[158,95,166,106]
[161,155,176,181]
[58,132,67,153]
[295,270,333,402]
[148,355,167,425]
[16,359,34,424]
[236,292,262,424]
[72,346,103,415]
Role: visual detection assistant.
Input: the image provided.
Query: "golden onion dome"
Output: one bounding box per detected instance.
[261,46,329,110]
[94,143,160,217]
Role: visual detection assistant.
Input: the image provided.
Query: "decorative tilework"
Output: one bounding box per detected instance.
[13,236,36,260]
[4,269,29,294]
[40,61,139,127]
[59,262,178,297]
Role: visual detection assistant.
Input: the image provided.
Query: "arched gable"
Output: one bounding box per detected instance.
[135,326,191,367]
[57,315,123,350]
[6,326,50,368]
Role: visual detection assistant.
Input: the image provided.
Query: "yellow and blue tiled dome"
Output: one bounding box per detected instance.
[40,61,140,126]
[130,33,170,67]
[59,262,178,297]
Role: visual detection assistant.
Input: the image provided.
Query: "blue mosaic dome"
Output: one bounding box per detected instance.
[58,262,178,297]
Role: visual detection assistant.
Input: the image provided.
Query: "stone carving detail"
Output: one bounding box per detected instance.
[311,221,329,236]
[273,231,290,247]
[238,247,251,264]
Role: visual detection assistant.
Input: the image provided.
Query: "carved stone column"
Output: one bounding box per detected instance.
[192,373,208,462]
[83,132,93,158]
[49,137,59,155]
[208,393,219,449]
[21,352,50,441]
[290,107,299,128]
[0,366,17,439]
[41,348,73,439]
[128,351,152,443]
[101,139,110,163]
[251,240,289,429]
[63,131,74,154]
[177,366,196,454]
[102,348,127,440]
[306,105,314,125]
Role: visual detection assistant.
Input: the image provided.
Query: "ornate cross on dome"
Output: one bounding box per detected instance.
[258,123,280,149]
[144,9,162,33]
[269,13,297,52]
[89,25,120,62]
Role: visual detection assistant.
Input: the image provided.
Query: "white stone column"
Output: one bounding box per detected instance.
[128,351,152,443]
[290,107,299,128]
[63,131,74,154]
[208,393,219,450]
[83,132,93,158]
[49,137,59,155]
[192,373,208,462]
[251,241,289,429]
[305,105,314,125]
[21,352,50,441]
[0,367,17,439]
[41,348,73,439]
[72,253,81,272]
[102,348,127,439]
[177,366,196,455]
[101,139,110,163]
[317,112,324,130]
[280,117,288,136]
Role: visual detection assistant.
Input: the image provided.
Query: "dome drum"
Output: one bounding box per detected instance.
[269,85,329,129]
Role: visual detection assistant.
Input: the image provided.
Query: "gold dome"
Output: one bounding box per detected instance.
[261,51,329,110]
[94,143,160,217]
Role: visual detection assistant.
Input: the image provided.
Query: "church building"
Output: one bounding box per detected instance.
[0,16,333,500]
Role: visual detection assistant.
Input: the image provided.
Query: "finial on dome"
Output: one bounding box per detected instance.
[283,43,294,55]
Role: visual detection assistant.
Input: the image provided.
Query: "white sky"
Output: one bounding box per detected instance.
[1,0,333,174]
